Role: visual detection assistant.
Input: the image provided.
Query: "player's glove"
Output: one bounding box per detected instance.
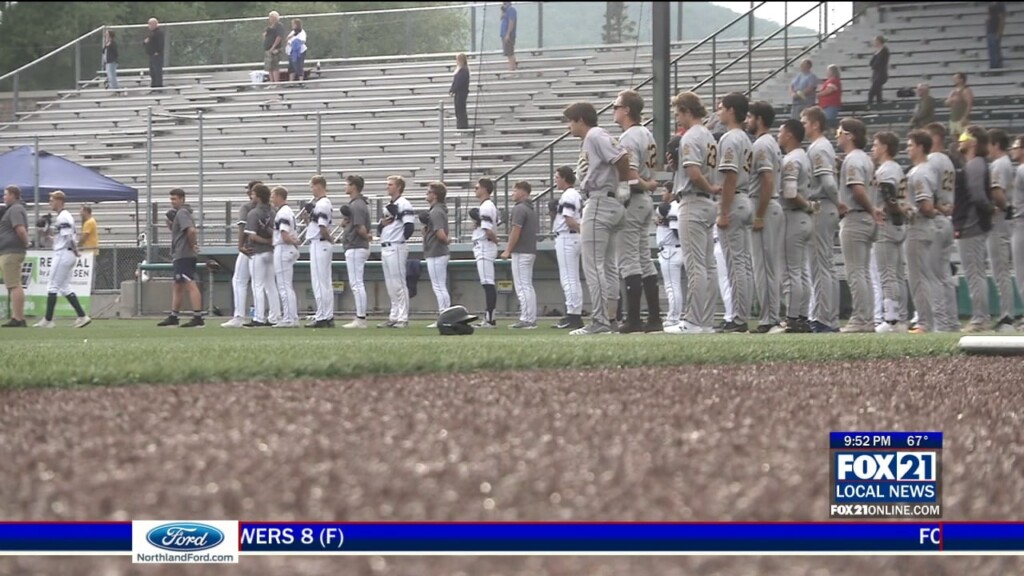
[385,203,399,217]
[657,201,671,218]
[165,208,178,223]
[666,135,682,169]
[418,211,430,225]
[340,204,352,218]
[468,207,481,225]
[548,198,560,215]
[303,201,316,215]
[616,181,632,204]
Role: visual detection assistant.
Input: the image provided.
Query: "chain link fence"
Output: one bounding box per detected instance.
[92,245,172,292]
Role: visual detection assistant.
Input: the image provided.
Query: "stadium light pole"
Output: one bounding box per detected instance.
[652,1,671,170]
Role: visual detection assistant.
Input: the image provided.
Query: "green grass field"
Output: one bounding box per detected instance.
[0,319,965,389]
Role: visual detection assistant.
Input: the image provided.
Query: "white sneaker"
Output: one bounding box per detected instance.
[570,322,613,335]
[34,319,55,328]
[663,320,705,335]
[425,322,438,329]
[875,322,896,334]
[343,318,368,329]
[73,315,92,328]
[221,316,245,328]
[767,324,788,334]
[272,321,298,328]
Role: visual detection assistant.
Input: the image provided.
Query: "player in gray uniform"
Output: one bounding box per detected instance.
[1012,134,1024,329]
[872,131,909,333]
[987,128,1018,332]
[837,118,881,332]
[715,92,754,332]
[800,107,841,332]
[563,101,632,335]
[777,119,815,334]
[926,123,960,332]
[664,92,722,334]
[903,130,940,333]
[613,89,662,333]
[747,100,785,332]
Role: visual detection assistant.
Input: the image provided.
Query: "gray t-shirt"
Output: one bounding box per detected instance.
[927,152,956,208]
[782,148,812,205]
[171,205,197,261]
[510,200,537,254]
[718,128,752,196]
[237,200,256,227]
[619,124,657,181]
[245,203,274,254]
[990,155,1015,203]
[840,149,875,209]
[807,136,837,202]
[750,133,782,199]
[344,196,371,251]
[960,156,990,238]
[577,126,627,197]
[674,124,717,197]
[423,202,449,258]
[0,202,29,255]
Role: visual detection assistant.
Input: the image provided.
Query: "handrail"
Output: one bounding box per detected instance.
[0,25,105,83]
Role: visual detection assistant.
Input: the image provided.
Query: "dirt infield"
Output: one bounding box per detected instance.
[3,357,1024,574]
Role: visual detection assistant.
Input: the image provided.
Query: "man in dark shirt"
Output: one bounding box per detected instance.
[143,18,164,88]
[954,127,994,332]
[244,183,280,327]
[0,185,30,327]
[158,189,203,327]
[264,11,286,82]
[501,181,538,329]
[422,182,451,325]
[987,2,1006,69]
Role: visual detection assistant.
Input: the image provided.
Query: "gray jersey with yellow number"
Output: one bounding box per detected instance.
[875,159,906,204]
[927,152,956,208]
[619,125,657,181]
[674,124,718,197]
[840,149,876,207]
[717,128,752,196]
[750,133,782,199]
[577,126,627,197]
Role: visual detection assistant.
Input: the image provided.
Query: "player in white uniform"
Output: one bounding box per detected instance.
[377,175,416,328]
[222,180,258,328]
[656,188,684,327]
[271,186,300,327]
[304,175,335,328]
[926,122,960,332]
[34,191,90,328]
[551,165,584,329]
[471,178,500,328]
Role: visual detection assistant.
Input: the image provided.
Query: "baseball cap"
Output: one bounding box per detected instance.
[958,131,976,143]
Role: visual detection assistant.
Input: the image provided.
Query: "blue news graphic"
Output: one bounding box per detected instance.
[0,523,131,551]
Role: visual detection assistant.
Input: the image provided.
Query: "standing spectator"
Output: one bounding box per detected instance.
[157,189,203,328]
[500,1,518,71]
[263,11,286,83]
[818,64,842,128]
[285,18,307,83]
[868,35,889,107]
[946,72,974,139]
[143,18,164,89]
[987,1,1006,69]
[103,29,119,92]
[0,185,30,328]
[910,83,935,129]
[79,206,99,255]
[449,53,470,130]
[789,59,818,119]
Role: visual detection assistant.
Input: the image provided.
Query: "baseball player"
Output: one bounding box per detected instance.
[664,91,721,335]
[903,130,940,333]
[747,100,785,333]
[304,175,334,329]
[471,178,499,328]
[955,126,993,333]
[656,188,684,327]
[551,165,584,330]
[271,185,300,328]
[777,118,814,333]
[926,122,960,331]
[421,181,451,326]
[340,175,371,329]
[872,131,909,333]
[612,89,663,333]
[1012,134,1024,329]
[715,92,754,333]
[157,188,204,328]
[800,106,840,332]
[563,101,631,336]
[32,191,90,328]
[987,128,1018,332]
[222,180,258,328]
[837,118,881,333]
[244,183,281,327]
[377,175,416,328]
[501,180,539,329]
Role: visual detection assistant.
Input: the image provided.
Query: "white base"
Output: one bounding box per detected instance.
[958,336,1024,355]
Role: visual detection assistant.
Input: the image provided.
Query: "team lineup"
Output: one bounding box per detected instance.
[10,88,1024,335]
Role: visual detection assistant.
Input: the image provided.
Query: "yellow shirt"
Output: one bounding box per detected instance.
[81,217,99,254]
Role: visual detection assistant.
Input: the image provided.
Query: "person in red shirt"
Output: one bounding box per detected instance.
[818,64,842,128]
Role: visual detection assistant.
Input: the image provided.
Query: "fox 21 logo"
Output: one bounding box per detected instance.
[836,452,937,481]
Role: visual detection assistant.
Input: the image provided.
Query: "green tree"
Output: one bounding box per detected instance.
[602,1,636,45]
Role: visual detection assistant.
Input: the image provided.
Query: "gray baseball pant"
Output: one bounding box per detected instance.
[839,212,878,327]
[809,201,840,327]
[581,194,625,327]
[931,216,960,331]
[679,195,717,328]
[987,211,1016,321]
[875,222,906,323]
[784,209,813,319]
[958,233,990,327]
[752,199,784,326]
[906,228,937,332]
[719,195,753,324]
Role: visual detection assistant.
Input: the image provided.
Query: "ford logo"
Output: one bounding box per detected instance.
[146,523,224,552]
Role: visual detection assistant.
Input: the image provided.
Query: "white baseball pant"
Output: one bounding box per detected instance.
[555,233,583,315]
[251,250,281,324]
[474,240,497,285]
[659,244,684,325]
[511,252,537,324]
[714,226,734,322]
[274,244,299,324]
[46,249,76,296]
[382,243,409,323]
[870,248,883,324]
[426,255,451,312]
[345,248,369,318]
[309,239,334,322]
[232,251,253,319]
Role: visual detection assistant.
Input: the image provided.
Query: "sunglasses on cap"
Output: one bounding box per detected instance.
[958,131,976,143]
[835,127,851,139]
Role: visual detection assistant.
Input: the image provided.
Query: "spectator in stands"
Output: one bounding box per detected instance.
[285,18,307,83]
[103,29,119,92]
[818,64,842,128]
[789,59,818,119]
[500,1,518,71]
[450,53,471,130]
[867,35,890,107]
[79,206,99,255]
[945,72,974,138]
[264,11,286,83]
[143,18,164,89]
[910,83,935,129]
[0,185,30,328]
[987,2,1006,69]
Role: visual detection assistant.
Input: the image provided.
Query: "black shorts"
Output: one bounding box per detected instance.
[173,257,197,284]
[503,37,516,56]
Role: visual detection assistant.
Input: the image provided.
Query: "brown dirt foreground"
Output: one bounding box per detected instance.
[2,357,1024,575]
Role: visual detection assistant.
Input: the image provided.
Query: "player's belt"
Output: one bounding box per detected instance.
[558,231,578,236]
[695,192,712,199]
[381,241,405,247]
[586,191,617,199]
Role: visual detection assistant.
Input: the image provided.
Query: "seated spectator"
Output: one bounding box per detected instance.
[818,65,842,128]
